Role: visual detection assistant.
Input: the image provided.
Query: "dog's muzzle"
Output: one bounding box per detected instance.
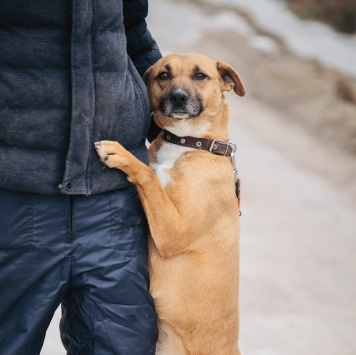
[160,87,202,120]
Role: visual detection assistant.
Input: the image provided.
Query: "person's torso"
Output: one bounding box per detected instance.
[0,0,150,195]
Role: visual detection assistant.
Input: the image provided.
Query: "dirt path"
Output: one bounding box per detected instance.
[42,1,356,354]
[231,98,356,354]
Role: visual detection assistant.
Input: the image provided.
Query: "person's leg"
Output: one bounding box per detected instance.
[0,189,71,355]
[60,186,158,355]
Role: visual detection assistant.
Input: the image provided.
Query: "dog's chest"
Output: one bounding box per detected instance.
[150,142,194,188]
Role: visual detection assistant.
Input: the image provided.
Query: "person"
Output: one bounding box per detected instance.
[0,0,162,354]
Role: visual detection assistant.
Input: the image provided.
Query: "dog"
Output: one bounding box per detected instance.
[95,53,245,354]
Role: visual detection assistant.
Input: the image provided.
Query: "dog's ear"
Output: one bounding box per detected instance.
[217,62,245,97]
[142,66,152,87]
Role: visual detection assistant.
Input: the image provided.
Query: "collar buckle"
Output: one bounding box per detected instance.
[209,139,237,156]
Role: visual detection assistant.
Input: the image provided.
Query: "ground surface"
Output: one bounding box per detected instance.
[42,1,356,354]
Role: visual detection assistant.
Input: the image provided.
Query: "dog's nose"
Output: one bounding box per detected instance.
[169,88,188,104]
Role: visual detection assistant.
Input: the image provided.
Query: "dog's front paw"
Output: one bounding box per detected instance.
[94,140,130,170]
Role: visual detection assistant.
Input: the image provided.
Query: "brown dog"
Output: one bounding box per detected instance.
[95,53,245,354]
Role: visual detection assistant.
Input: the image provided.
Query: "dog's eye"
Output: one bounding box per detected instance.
[194,72,208,80]
[158,72,170,80]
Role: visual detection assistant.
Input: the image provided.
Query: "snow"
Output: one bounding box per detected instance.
[202,0,356,78]
[208,11,280,55]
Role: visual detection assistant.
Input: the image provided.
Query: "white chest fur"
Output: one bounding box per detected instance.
[150,121,210,188]
[150,142,194,188]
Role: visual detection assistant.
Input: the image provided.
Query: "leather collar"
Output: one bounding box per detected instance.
[161,129,241,214]
[162,130,236,157]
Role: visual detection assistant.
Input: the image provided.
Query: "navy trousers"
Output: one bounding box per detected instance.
[0,187,157,354]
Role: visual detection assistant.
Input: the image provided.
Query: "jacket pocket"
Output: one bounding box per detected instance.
[108,186,147,237]
[0,189,34,252]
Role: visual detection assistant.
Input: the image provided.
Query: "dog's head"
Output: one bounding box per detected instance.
[143,53,245,136]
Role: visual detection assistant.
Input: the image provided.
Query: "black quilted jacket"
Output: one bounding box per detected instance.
[0,0,161,195]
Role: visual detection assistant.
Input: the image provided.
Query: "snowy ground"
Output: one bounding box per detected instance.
[199,0,356,78]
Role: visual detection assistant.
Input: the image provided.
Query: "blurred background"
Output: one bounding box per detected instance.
[284,0,356,34]
[42,0,356,354]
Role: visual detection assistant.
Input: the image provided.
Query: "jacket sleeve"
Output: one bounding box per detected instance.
[123,0,162,76]
[123,0,162,142]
